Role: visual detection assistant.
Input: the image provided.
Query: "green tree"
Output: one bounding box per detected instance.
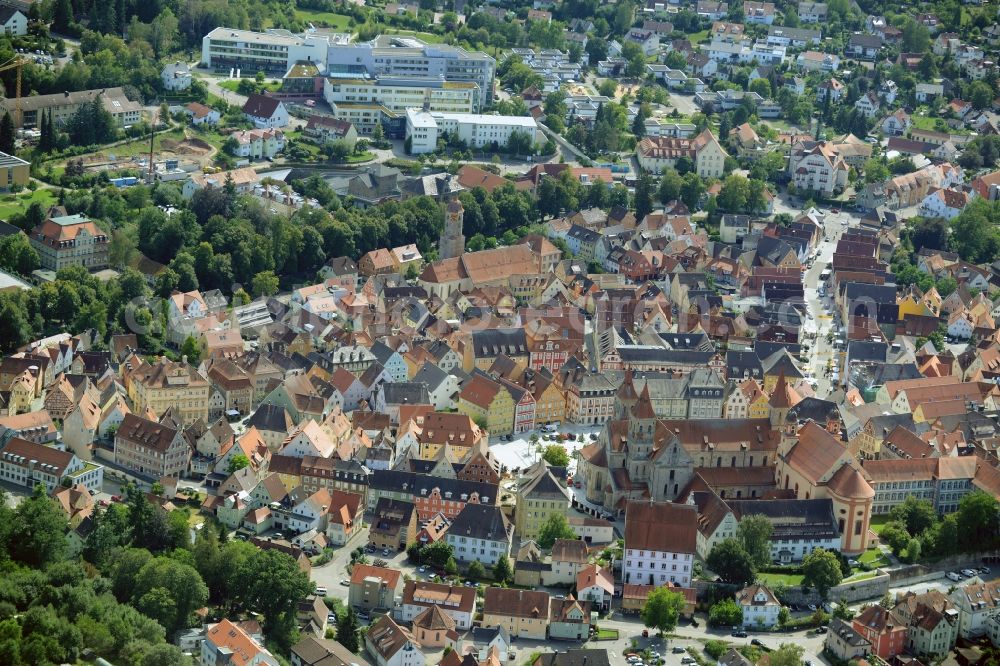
[422,541,455,568]
[9,485,69,568]
[53,0,74,31]
[0,111,14,155]
[239,548,313,650]
[493,555,513,584]
[680,172,705,210]
[506,130,534,156]
[227,453,250,474]
[957,491,1000,551]
[880,521,911,555]
[542,445,570,467]
[778,606,790,626]
[950,200,1000,263]
[969,81,995,110]
[537,513,576,549]
[801,548,843,600]
[132,556,209,633]
[634,172,655,221]
[903,538,922,563]
[251,270,280,297]
[737,514,774,568]
[901,18,930,52]
[337,607,360,652]
[907,217,949,254]
[641,586,686,636]
[708,598,744,627]
[768,643,805,666]
[445,557,459,576]
[179,335,201,365]
[659,170,683,204]
[864,158,889,183]
[717,174,750,212]
[707,539,756,587]
[704,640,729,659]
[888,496,937,536]
[0,233,39,276]
[467,560,486,579]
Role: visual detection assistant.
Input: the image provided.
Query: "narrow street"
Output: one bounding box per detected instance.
[802,209,855,398]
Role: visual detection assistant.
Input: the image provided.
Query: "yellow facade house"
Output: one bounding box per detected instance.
[482,588,550,640]
[514,460,570,541]
[529,371,566,426]
[126,356,210,424]
[457,373,514,436]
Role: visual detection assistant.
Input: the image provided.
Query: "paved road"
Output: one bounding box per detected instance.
[802,209,855,398]
[194,70,251,109]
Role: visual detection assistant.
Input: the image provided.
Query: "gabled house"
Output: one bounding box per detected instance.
[445,503,513,567]
[737,584,782,628]
[482,588,551,640]
[243,94,289,128]
[365,615,421,666]
[549,597,592,640]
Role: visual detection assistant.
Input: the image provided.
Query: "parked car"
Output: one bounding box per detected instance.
[961,569,978,578]
[751,639,764,647]
[315,587,328,596]
[731,630,748,638]
[339,579,350,586]
[947,572,964,582]
[807,604,817,612]
[672,647,686,654]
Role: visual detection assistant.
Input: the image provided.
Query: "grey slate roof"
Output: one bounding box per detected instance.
[447,503,512,543]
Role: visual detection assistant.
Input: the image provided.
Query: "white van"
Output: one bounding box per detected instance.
[542,423,561,433]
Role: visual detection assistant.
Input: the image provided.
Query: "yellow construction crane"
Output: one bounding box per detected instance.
[0,56,31,128]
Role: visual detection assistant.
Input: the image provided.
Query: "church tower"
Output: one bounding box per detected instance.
[439,197,465,260]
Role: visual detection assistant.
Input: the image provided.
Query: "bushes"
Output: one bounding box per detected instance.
[705,640,729,659]
[708,598,744,628]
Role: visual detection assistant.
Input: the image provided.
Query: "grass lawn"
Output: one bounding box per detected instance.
[858,548,889,568]
[382,28,446,44]
[293,9,353,30]
[868,515,891,535]
[593,628,620,640]
[910,114,944,132]
[344,151,375,163]
[844,570,879,583]
[761,118,810,133]
[0,188,57,219]
[688,29,710,44]
[218,79,282,94]
[758,571,805,586]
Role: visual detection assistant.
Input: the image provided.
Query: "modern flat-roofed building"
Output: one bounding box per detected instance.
[29,213,109,271]
[405,109,538,154]
[201,27,337,73]
[323,75,478,136]
[326,35,495,111]
[1,87,141,129]
[0,151,28,191]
